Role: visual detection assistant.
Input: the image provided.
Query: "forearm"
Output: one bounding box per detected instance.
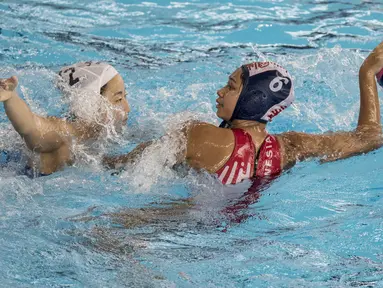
[3,91,39,136]
[357,43,383,129]
[358,67,380,128]
[103,140,154,169]
[103,123,191,170]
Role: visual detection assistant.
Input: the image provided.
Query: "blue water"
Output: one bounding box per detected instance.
[1,0,383,287]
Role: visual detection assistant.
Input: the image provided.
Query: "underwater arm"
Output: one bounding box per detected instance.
[0,76,68,152]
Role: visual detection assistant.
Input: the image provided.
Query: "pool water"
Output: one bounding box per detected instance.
[1,0,383,287]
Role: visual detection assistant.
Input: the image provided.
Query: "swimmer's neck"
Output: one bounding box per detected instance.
[230,120,268,147]
[230,119,267,131]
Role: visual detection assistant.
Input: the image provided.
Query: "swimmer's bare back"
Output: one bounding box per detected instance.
[0,76,75,174]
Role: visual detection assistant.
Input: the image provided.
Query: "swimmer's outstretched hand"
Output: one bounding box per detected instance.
[361,41,383,74]
[0,76,18,102]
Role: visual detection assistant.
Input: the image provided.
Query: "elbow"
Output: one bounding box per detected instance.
[356,123,382,134]
[354,129,383,154]
[24,136,45,153]
[356,125,383,141]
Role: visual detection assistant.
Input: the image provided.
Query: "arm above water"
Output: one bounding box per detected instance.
[279,41,383,167]
[102,121,231,172]
[279,128,382,167]
[0,76,71,153]
[102,121,193,169]
[102,140,155,169]
[102,121,197,170]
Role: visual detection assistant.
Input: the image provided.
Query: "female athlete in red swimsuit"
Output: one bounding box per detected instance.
[91,42,383,229]
[105,41,383,188]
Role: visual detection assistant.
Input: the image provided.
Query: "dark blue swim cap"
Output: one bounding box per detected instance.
[220,62,294,128]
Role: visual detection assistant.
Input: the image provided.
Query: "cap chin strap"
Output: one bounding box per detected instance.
[219,120,231,128]
[219,118,267,129]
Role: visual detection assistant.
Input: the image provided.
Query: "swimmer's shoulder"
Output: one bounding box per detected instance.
[187,122,234,147]
[186,122,235,173]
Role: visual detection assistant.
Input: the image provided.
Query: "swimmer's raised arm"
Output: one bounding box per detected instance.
[103,43,383,180]
[0,76,71,152]
[358,41,383,129]
[279,41,383,166]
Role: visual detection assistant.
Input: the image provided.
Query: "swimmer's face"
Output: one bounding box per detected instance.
[216,68,243,121]
[101,74,131,131]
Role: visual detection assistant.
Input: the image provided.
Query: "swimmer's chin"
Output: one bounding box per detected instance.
[216,109,227,121]
[216,115,229,123]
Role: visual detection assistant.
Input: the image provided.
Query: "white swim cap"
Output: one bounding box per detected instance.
[58,61,119,93]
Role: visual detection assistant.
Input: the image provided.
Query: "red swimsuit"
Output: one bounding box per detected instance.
[216,129,282,185]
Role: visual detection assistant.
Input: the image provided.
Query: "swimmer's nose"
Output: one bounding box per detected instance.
[123,99,131,113]
[217,88,224,98]
[121,111,128,123]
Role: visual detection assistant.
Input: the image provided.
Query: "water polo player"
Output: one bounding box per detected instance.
[0,61,130,176]
[105,41,383,184]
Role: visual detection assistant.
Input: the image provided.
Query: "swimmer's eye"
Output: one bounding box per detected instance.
[227,84,235,90]
[228,79,237,90]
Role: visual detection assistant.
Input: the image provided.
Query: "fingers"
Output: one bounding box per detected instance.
[10,76,18,85]
[0,76,18,91]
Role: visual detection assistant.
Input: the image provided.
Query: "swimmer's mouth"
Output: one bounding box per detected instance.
[216,99,223,108]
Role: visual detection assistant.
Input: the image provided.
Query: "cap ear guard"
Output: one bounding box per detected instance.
[240,89,269,120]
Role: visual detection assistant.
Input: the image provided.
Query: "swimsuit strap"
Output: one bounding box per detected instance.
[216,129,255,185]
